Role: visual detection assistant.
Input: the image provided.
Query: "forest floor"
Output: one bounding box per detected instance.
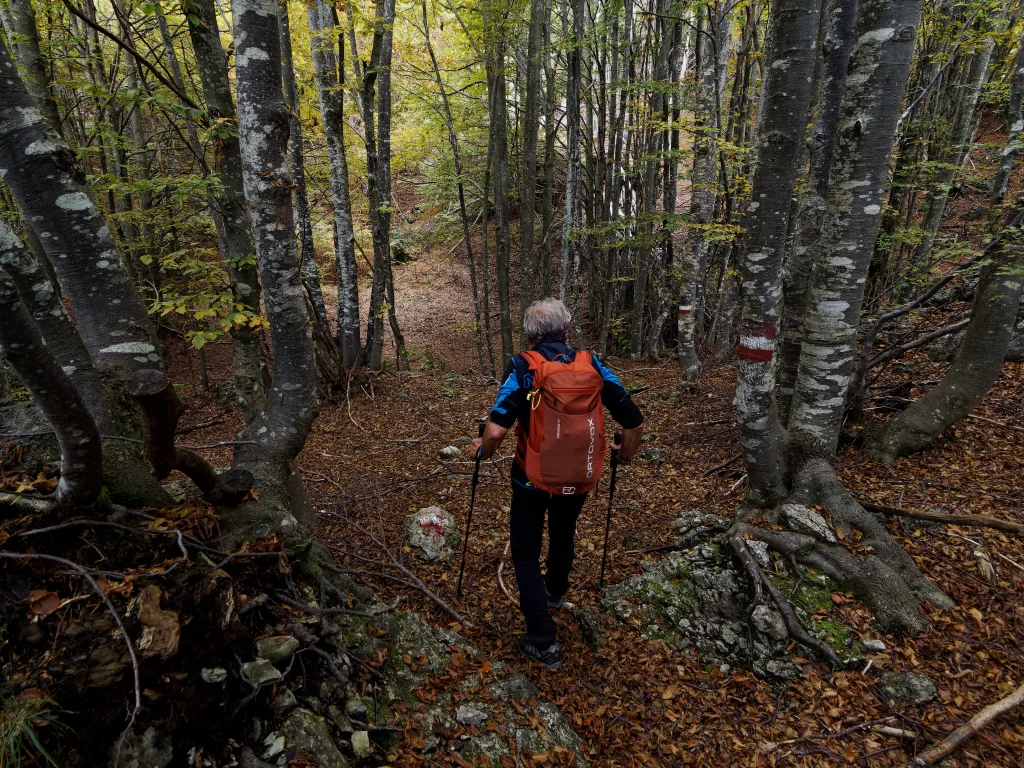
[156,218,1024,766]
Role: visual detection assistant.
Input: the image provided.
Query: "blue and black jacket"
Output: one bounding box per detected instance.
[488,336,644,489]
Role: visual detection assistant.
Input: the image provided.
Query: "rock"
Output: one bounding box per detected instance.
[328,704,353,732]
[780,503,837,544]
[257,635,300,665]
[405,506,460,562]
[281,708,348,768]
[200,667,227,684]
[639,446,664,463]
[455,436,472,445]
[863,639,887,652]
[112,726,172,768]
[241,659,282,687]
[439,446,462,460]
[262,732,285,760]
[489,673,539,703]
[746,540,771,568]
[345,697,369,720]
[751,605,788,642]
[764,659,803,681]
[879,672,937,704]
[720,664,731,674]
[456,703,489,728]
[351,730,371,758]
[272,687,298,715]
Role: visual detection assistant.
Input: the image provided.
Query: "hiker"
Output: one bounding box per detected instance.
[469,298,643,671]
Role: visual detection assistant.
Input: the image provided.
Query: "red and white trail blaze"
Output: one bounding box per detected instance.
[737,322,777,363]
[678,304,693,316]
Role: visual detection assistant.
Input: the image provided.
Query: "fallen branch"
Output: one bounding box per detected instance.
[497,540,516,607]
[909,681,1024,766]
[703,452,743,477]
[860,500,1024,536]
[966,414,1024,433]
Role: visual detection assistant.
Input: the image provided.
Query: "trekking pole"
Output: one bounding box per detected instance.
[456,422,486,597]
[599,432,621,589]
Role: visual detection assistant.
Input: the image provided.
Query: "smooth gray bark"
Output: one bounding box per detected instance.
[231,0,317,530]
[990,24,1024,206]
[0,268,102,506]
[874,207,1024,462]
[279,2,327,325]
[913,37,994,265]
[518,0,544,338]
[734,0,821,505]
[560,0,584,334]
[788,0,926,458]
[185,0,266,414]
[1,0,61,132]
[780,0,859,421]
[306,0,360,366]
[0,41,160,380]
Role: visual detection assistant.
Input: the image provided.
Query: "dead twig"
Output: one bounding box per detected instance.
[860,500,1024,536]
[909,681,1024,766]
[497,539,516,607]
[703,452,742,477]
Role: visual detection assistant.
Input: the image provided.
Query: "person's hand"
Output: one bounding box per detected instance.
[469,437,483,458]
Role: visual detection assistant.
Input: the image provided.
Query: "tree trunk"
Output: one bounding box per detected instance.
[0,269,102,507]
[787,0,927,458]
[279,2,327,325]
[306,0,360,368]
[185,0,266,415]
[230,0,317,533]
[420,0,487,375]
[540,2,557,299]
[519,0,545,338]
[484,2,514,360]
[734,0,821,504]
[560,0,584,331]
[913,36,995,265]
[873,205,1024,463]
[0,41,160,380]
[2,0,61,132]
[990,24,1024,206]
[779,0,859,422]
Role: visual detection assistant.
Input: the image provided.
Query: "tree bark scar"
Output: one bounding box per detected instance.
[737,321,777,362]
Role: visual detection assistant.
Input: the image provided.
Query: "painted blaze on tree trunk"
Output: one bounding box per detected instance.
[728,0,951,639]
[231,0,317,534]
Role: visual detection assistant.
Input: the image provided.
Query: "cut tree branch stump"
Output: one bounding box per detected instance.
[129,369,252,505]
[860,500,1024,536]
[909,681,1024,766]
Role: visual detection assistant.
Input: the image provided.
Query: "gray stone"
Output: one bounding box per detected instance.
[272,687,298,715]
[765,659,803,680]
[863,639,887,652]
[489,673,539,703]
[751,605,788,642]
[439,446,462,460]
[345,697,368,720]
[405,506,460,562]
[455,436,473,445]
[879,672,937,704]
[257,635,300,665]
[262,732,285,760]
[112,727,172,768]
[780,504,837,544]
[456,703,489,728]
[351,730,371,758]
[639,446,664,463]
[241,659,282,687]
[747,540,771,568]
[281,708,348,768]
[328,704,353,732]
[200,667,227,684]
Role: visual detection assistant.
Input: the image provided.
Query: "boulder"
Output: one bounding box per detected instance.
[879,672,937,704]
[257,635,299,665]
[281,708,348,768]
[405,506,460,562]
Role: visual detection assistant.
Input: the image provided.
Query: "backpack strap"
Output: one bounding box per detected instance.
[573,350,593,370]
[519,350,546,383]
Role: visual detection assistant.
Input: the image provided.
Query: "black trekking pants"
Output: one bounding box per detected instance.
[510,482,587,647]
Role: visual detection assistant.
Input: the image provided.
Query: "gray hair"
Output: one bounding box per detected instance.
[523,298,571,340]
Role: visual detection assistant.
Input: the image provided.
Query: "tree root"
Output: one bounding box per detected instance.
[728,535,841,666]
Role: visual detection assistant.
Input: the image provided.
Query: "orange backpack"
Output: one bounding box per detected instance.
[519,350,606,496]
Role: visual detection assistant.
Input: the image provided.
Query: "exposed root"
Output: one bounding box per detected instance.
[860,500,1024,536]
[728,535,842,666]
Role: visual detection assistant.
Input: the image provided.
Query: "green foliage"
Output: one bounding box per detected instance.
[0,692,69,768]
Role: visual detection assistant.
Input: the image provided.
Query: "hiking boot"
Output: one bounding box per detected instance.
[518,635,562,671]
[545,588,565,609]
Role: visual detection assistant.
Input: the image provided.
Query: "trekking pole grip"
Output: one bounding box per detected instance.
[613,432,622,461]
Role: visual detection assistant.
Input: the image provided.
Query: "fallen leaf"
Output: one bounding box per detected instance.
[28,590,62,615]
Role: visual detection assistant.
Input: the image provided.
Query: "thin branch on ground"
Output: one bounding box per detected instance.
[860,500,1024,536]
